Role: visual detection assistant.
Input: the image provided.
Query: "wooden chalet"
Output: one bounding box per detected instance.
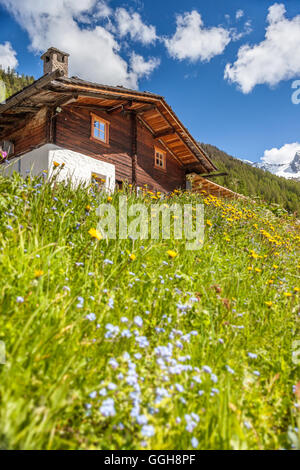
[0,47,238,198]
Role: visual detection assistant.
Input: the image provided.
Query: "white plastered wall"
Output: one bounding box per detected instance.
[1,144,115,191]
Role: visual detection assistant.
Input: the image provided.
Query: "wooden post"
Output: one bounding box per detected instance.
[131,111,137,186]
[46,107,56,144]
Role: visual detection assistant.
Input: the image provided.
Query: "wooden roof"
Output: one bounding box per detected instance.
[189,174,245,199]
[0,72,217,174]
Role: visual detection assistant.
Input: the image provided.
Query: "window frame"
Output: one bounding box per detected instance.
[154,146,166,170]
[90,113,110,146]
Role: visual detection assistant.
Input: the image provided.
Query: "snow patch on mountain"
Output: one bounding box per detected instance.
[243,143,300,181]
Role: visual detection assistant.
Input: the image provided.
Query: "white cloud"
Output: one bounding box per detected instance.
[225,3,300,93]
[164,10,231,62]
[115,8,157,45]
[236,10,244,21]
[0,41,18,70]
[0,0,159,89]
[262,142,300,164]
[130,52,160,78]
[231,20,252,41]
[76,1,112,24]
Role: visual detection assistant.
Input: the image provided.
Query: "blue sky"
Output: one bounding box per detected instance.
[0,0,300,164]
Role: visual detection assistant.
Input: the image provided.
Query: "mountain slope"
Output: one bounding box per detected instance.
[252,151,300,181]
[201,143,300,215]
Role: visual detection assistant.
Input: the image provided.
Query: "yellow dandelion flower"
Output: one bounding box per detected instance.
[248,267,253,271]
[167,250,178,259]
[107,196,113,203]
[294,287,300,293]
[85,205,91,212]
[206,220,212,227]
[283,292,292,298]
[34,270,44,278]
[88,228,102,241]
[265,301,273,307]
[273,265,279,269]
[53,161,60,168]
[255,268,262,273]
[129,254,136,261]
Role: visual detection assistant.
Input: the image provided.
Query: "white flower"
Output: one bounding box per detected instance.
[100,398,116,417]
[225,365,235,374]
[108,358,119,369]
[86,313,96,322]
[191,437,199,449]
[134,316,143,328]
[141,425,155,438]
[248,353,258,359]
[136,415,148,425]
[107,383,117,391]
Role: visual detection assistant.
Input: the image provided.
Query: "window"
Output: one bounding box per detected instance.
[91,113,110,145]
[116,180,123,190]
[154,147,166,170]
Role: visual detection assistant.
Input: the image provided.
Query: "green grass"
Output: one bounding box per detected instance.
[0,170,299,450]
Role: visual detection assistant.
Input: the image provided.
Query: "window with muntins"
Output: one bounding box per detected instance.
[154,147,166,170]
[91,113,110,145]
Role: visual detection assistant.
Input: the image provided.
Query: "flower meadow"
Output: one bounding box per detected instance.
[0,169,299,450]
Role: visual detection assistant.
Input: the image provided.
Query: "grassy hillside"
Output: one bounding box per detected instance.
[0,67,35,100]
[0,168,299,450]
[201,143,300,215]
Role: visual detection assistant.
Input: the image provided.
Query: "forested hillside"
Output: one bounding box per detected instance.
[0,67,34,100]
[201,143,300,215]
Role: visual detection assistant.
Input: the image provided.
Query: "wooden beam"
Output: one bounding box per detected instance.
[74,91,154,105]
[154,106,215,172]
[107,101,133,114]
[56,94,79,108]
[13,106,40,113]
[136,104,157,114]
[137,115,155,136]
[72,104,109,112]
[131,112,137,185]
[0,116,19,123]
[195,172,228,178]
[154,128,176,139]
[0,69,64,115]
[154,107,197,159]
[157,138,184,168]
[184,162,204,172]
[137,115,184,168]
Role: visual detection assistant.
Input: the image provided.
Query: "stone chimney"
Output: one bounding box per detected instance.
[41,47,69,77]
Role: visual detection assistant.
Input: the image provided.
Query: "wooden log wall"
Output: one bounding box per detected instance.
[55,105,186,192]
[4,108,48,157]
